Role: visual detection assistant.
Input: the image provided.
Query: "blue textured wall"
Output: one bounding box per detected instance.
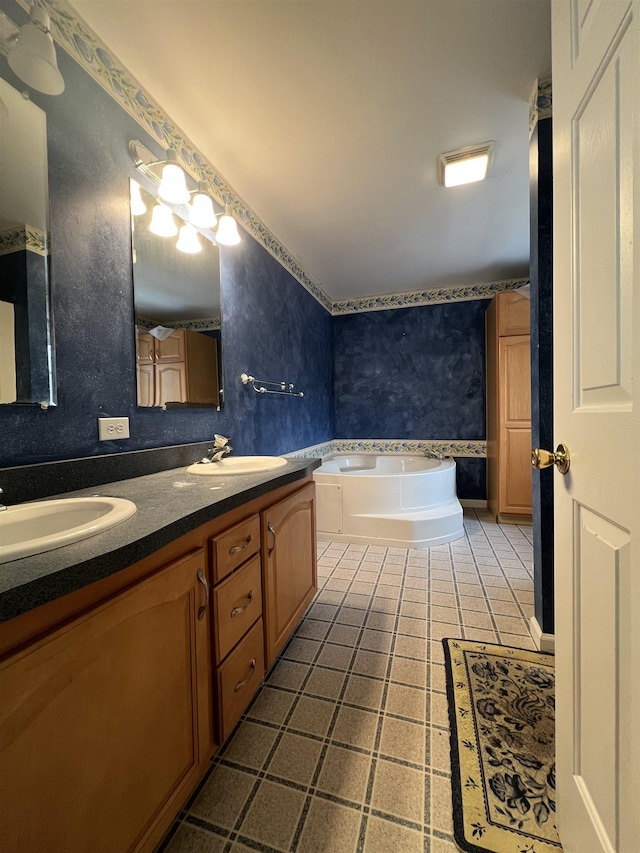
[0,0,333,466]
[333,302,489,498]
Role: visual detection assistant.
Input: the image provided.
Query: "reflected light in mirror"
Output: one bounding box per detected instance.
[130,181,146,216]
[149,202,177,237]
[176,223,201,254]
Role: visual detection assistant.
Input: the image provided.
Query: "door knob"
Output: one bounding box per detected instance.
[531,443,570,475]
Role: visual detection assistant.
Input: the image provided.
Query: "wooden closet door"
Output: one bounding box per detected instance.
[499,334,532,514]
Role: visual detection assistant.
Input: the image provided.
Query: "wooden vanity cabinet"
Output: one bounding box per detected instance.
[0,475,317,853]
[262,482,317,668]
[486,291,533,522]
[0,549,211,853]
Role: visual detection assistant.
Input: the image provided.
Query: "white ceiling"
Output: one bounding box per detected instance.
[71,0,551,303]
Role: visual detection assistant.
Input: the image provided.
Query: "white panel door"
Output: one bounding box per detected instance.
[552,2,639,851]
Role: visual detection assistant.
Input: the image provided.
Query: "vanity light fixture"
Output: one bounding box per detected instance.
[439,141,495,188]
[129,181,147,217]
[6,1,65,96]
[128,139,242,246]
[176,223,202,254]
[215,205,241,246]
[189,181,217,228]
[149,202,178,238]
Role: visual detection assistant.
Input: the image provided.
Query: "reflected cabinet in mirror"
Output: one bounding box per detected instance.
[0,77,56,407]
[130,181,223,409]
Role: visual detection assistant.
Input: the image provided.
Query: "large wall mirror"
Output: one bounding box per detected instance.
[130,180,223,410]
[0,77,56,407]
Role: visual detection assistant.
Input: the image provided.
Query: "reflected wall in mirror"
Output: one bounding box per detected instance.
[0,77,55,406]
[130,180,223,409]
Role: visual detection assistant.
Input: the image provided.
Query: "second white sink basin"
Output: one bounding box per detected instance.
[0,496,137,563]
[186,456,288,476]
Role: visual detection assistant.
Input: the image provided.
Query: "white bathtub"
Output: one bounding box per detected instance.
[314,454,464,548]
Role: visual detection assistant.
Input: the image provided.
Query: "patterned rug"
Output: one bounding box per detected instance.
[443,638,561,853]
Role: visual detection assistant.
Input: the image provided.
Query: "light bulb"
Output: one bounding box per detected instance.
[149,203,177,237]
[7,5,65,96]
[158,149,189,204]
[190,182,216,228]
[176,223,202,254]
[215,205,241,246]
[130,181,147,216]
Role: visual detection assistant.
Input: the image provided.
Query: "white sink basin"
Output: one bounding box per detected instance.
[186,456,288,476]
[0,496,137,563]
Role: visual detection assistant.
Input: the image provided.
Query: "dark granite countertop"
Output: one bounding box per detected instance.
[0,458,319,624]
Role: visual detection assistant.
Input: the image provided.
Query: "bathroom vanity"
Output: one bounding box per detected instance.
[0,460,317,853]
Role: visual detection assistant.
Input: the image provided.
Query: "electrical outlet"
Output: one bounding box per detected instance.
[98,417,130,441]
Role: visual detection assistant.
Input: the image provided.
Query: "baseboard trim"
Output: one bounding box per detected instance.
[460,499,488,509]
[529,616,555,654]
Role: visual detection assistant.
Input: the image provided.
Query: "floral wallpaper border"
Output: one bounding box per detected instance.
[0,224,48,257]
[331,278,529,316]
[529,76,552,137]
[135,314,221,332]
[286,439,487,460]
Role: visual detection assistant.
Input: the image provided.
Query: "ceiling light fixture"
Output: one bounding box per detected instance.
[158,148,190,204]
[189,181,217,228]
[439,141,495,188]
[176,223,202,254]
[6,1,65,96]
[215,205,241,246]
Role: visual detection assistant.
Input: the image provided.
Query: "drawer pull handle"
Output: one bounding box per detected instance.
[230,590,254,618]
[229,535,252,556]
[196,569,209,621]
[267,522,276,556]
[233,658,256,692]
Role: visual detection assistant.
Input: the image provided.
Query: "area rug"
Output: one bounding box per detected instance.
[443,638,561,853]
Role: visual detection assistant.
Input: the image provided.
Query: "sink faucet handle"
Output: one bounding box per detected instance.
[213,434,230,448]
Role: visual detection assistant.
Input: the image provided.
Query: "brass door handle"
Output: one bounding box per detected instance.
[267,522,276,556]
[531,443,570,475]
[230,590,253,618]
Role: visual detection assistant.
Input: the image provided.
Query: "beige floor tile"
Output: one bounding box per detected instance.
[394,634,428,661]
[266,731,323,785]
[401,587,428,603]
[165,822,227,852]
[390,656,426,688]
[267,659,309,691]
[385,682,426,722]
[343,673,385,710]
[404,577,428,590]
[326,623,361,646]
[317,744,371,804]
[494,614,530,635]
[430,663,446,693]
[332,706,379,751]
[430,621,458,641]
[430,835,459,852]
[246,686,296,725]
[429,692,450,728]
[359,628,393,653]
[189,764,255,829]
[485,586,516,601]
[397,615,428,638]
[462,626,497,643]
[370,758,425,824]
[308,603,339,622]
[458,594,488,612]
[378,715,426,765]
[431,774,454,834]
[238,779,305,850]
[365,611,396,632]
[351,581,376,595]
[304,666,346,700]
[461,609,494,630]
[430,604,460,624]
[317,590,346,605]
[351,649,390,678]
[336,606,367,626]
[356,570,380,584]
[430,727,452,774]
[296,798,362,853]
[501,632,537,650]
[295,618,331,641]
[288,696,336,737]
[317,642,354,670]
[343,592,373,609]
[489,598,522,617]
[456,582,484,598]
[430,591,456,608]
[431,580,455,594]
[222,721,279,770]
[400,600,427,619]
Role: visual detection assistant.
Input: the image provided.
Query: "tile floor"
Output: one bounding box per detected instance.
[160,509,535,853]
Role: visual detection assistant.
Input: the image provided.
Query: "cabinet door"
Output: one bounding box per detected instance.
[499,335,532,514]
[262,482,317,668]
[136,331,155,363]
[137,363,155,407]
[155,362,187,405]
[0,550,211,853]
[155,329,186,363]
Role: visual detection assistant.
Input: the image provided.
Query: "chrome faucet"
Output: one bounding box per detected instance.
[201,434,232,464]
[423,448,445,460]
[0,487,6,511]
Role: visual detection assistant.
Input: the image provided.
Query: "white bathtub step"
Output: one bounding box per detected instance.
[355,500,462,522]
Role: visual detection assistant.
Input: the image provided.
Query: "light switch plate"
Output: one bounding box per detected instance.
[98,417,130,441]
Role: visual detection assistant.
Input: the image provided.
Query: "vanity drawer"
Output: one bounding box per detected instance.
[210,515,260,583]
[216,618,265,742]
[213,555,262,663]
